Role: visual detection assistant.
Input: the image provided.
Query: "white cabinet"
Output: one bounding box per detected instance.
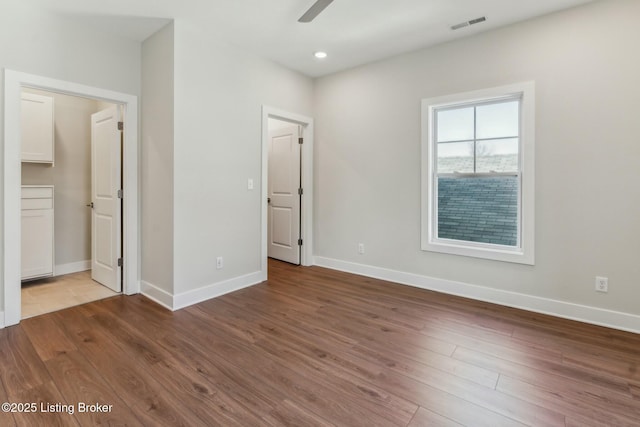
[21,186,54,280]
[21,92,54,163]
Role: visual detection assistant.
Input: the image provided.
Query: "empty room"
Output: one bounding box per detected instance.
[1,0,639,426]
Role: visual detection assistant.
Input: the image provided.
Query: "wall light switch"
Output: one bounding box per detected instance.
[248,179,254,190]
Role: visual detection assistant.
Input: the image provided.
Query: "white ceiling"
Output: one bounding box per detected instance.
[20,0,596,77]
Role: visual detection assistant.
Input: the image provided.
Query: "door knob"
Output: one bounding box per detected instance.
[86,202,94,208]
[267,198,271,204]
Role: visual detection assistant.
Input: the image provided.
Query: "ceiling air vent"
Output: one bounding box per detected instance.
[451,16,487,31]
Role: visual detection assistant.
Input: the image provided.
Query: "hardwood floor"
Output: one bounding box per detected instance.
[21,270,119,319]
[2,259,640,426]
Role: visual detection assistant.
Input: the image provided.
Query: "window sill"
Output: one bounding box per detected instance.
[422,239,534,265]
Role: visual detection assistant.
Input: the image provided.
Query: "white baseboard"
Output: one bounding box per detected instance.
[140,280,174,311]
[0,311,4,329]
[313,256,640,334]
[140,271,265,312]
[173,271,264,310]
[55,260,91,276]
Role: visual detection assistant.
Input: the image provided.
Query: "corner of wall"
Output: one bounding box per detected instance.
[140,271,265,313]
[141,17,175,296]
[140,280,174,311]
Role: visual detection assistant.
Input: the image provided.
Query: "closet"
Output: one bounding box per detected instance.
[19,87,121,319]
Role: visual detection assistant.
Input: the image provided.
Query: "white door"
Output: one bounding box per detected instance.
[91,107,122,292]
[268,125,301,265]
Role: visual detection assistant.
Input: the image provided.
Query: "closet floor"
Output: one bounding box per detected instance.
[21,270,119,319]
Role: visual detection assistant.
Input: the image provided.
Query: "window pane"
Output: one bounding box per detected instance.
[436,107,474,142]
[437,141,473,173]
[476,100,519,139]
[476,138,519,173]
[437,176,518,247]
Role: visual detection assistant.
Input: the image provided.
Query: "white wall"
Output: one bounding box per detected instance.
[0,4,141,96]
[21,88,110,271]
[141,22,174,296]
[8,0,638,331]
[172,21,314,301]
[314,0,640,319]
[0,3,141,309]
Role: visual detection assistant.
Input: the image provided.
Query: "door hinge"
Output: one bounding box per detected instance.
[117,189,123,199]
[298,137,303,145]
[117,258,123,267]
[298,238,303,246]
[118,121,124,131]
[298,188,303,196]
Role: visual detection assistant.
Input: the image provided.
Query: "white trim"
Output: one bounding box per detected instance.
[313,256,640,335]
[3,69,140,327]
[141,272,265,312]
[140,280,174,311]
[173,271,264,311]
[261,106,314,276]
[0,311,4,329]
[421,81,535,265]
[55,260,91,276]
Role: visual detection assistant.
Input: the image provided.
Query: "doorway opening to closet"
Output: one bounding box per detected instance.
[20,88,122,319]
[3,70,140,327]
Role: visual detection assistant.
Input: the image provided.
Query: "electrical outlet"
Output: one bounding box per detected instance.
[595,276,608,293]
[216,256,224,269]
[358,243,365,255]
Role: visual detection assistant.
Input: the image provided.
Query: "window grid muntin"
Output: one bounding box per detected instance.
[432,95,523,249]
[435,96,521,174]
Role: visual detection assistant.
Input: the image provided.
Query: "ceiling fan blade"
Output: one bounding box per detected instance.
[298,0,334,23]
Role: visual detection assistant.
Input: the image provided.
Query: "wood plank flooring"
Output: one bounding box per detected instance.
[2,259,640,426]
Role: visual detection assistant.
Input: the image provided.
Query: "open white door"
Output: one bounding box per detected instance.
[91,107,122,292]
[268,125,301,265]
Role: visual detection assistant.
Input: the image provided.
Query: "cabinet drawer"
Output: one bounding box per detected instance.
[21,186,53,199]
[22,198,53,210]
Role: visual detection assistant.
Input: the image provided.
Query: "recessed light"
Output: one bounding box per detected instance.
[314,51,328,59]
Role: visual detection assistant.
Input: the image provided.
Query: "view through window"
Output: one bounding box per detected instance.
[421,82,535,265]
[435,98,520,247]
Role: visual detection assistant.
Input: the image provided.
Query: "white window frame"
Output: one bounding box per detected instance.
[421,82,535,265]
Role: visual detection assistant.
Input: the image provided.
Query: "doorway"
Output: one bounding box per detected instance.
[3,70,139,327]
[20,88,121,318]
[261,106,314,279]
[267,119,302,265]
